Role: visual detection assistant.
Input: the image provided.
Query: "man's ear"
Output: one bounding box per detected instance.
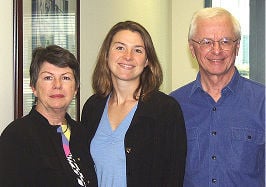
[235,40,240,56]
[189,41,196,58]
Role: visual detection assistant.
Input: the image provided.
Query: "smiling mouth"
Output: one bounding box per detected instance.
[119,63,135,69]
[208,57,225,62]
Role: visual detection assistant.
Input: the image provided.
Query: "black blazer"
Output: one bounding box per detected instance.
[0,108,97,187]
[81,90,187,187]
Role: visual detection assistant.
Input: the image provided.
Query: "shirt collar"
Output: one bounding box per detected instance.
[189,68,241,97]
[224,68,240,94]
[189,73,202,97]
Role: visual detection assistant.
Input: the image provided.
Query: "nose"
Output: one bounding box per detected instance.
[53,78,62,89]
[211,41,223,53]
[123,49,133,60]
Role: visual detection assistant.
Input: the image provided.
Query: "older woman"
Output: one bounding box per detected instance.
[0,45,97,186]
[81,21,187,187]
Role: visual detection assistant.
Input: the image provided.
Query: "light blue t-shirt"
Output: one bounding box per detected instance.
[90,96,138,187]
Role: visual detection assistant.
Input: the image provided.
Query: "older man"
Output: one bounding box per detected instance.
[170,7,265,187]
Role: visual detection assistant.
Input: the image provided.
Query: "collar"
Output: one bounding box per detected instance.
[189,67,240,97]
[30,105,72,129]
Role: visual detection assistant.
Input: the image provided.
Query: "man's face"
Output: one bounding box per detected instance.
[189,15,240,78]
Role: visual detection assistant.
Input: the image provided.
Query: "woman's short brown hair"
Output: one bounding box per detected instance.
[30,45,80,90]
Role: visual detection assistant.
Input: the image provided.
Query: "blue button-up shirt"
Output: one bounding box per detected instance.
[170,69,265,187]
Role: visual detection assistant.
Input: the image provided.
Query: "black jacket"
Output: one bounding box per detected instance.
[0,108,97,187]
[81,90,187,187]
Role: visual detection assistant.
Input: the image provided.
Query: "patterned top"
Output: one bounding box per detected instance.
[57,124,87,187]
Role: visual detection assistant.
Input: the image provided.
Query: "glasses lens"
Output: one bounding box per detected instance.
[199,38,237,50]
[200,39,213,49]
[219,39,234,50]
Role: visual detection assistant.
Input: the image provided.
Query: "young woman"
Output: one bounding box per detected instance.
[81,21,187,187]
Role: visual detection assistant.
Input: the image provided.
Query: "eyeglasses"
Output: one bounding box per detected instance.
[191,38,239,51]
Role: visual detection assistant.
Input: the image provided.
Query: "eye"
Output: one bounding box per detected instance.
[220,39,231,45]
[201,39,212,45]
[44,76,53,80]
[135,48,144,54]
[115,46,124,51]
[62,76,71,80]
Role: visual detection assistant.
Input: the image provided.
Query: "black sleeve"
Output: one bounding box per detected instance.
[162,98,187,187]
[0,125,33,186]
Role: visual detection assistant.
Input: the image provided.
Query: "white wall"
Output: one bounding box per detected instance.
[0,1,14,131]
[0,0,204,133]
[171,1,203,90]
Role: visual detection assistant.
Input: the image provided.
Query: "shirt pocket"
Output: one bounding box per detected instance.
[185,127,200,172]
[230,127,264,174]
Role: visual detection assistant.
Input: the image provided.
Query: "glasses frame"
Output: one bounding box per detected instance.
[191,38,239,51]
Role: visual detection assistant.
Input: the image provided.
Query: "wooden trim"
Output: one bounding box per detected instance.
[13,0,81,120]
[13,0,23,119]
[76,0,80,121]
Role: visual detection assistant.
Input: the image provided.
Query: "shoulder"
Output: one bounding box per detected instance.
[170,81,195,99]
[140,91,183,116]
[0,115,34,147]
[136,91,185,131]
[82,94,108,116]
[83,94,107,108]
[146,90,180,106]
[240,77,265,95]
[237,77,265,107]
[1,115,32,136]
[81,94,108,125]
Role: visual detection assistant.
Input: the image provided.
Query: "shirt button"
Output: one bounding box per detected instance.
[211,131,217,136]
[212,155,216,160]
[212,107,216,111]
[212,178,217,183]
[126,147,132,154]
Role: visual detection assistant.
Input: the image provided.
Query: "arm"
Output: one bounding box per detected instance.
[163,99,187,187]
[0,126,32,186]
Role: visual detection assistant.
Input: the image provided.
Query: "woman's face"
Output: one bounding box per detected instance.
[32,61,77,114]
[107,30,148,84]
